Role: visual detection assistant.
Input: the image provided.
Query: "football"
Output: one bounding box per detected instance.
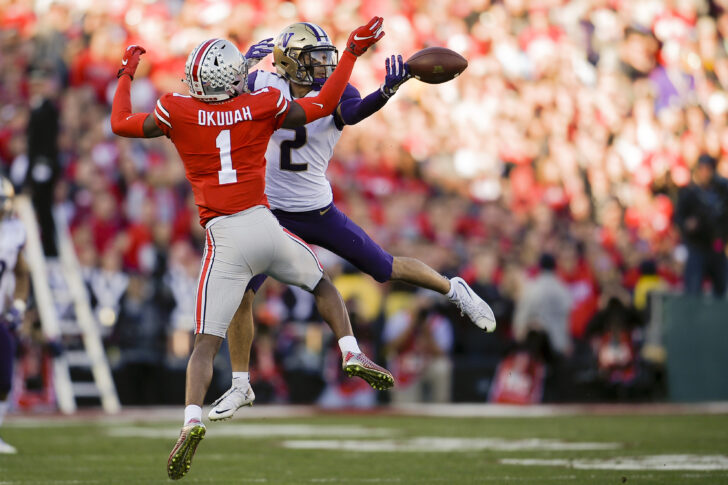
[406,47,468,84]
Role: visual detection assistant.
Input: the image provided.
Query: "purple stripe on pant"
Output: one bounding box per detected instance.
[247,203,394,292]
[0,322,15,395]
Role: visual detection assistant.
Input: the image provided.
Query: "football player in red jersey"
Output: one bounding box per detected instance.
[110,18,390,480]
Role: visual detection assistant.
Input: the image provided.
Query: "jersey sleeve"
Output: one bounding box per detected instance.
[247,70,259,92]
[334,83,362,129]
[249,87,290,130]
[153,93,174,137]
[339,83,361,104]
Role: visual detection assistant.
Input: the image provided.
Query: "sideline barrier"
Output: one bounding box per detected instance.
[652,293,728,402]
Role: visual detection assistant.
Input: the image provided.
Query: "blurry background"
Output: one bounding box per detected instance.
[2,0,728,412]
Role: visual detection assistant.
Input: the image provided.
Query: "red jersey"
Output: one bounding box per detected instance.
[488,351,545,405]
[153,87,290,226]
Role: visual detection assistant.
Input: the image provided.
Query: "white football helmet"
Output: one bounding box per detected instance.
[0,176,15,219]
[273,22,338,86]
[184,39,248,102]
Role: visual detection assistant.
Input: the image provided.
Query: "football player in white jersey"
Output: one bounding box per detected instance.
[0,176,30,454]
[209,23,496,420]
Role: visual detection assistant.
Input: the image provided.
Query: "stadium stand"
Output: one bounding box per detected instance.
[2,0,727,407]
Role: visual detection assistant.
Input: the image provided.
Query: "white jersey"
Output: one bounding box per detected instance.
[253,71,343,212]
[0,217,26,313]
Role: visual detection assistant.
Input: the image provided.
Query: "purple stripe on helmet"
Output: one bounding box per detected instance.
[304,22,327,41]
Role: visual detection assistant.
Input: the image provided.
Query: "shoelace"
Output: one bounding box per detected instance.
[361,355,385,371]
[347,353,369,367]
[455,300,465,317]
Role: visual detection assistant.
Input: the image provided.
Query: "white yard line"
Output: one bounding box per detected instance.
[501,455,728,471]
[283,437,621,452]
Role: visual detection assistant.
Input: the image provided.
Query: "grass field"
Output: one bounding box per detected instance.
[1,408,728,484]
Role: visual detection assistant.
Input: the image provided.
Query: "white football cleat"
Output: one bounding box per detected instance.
[448,277,496,332]
[0,437,17,454]
[208,385,255,421]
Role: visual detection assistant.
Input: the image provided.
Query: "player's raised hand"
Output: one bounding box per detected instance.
[346,17,385,57]
[117,45,146,80]
[245,37,274,69]
[381,54,411,98]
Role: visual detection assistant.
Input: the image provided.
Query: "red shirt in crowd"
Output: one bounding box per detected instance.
[559,261,599,339]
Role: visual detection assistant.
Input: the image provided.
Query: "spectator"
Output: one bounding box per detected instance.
[383,294,454,403]
[585,297,647,401]
[633,259,668,316]
[110,275,169,405]
[675,154,728,297]
[25,68,60,257]
[513,253,573,358]
[88,248,129,329]
[488,330,549,405]
[557,242,599,342]
[164,240,199,360]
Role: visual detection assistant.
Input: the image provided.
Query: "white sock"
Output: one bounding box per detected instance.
[184,405,202,425]
[446,279,456,299]
[232,372,250,388]
[0,400,8,428]
[338,335,361,355]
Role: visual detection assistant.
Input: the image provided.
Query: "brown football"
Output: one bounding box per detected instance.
[406,47,468,84]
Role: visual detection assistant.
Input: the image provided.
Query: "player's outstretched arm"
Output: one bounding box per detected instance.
[337,54,411,126]
[110,45,164,138]
[282,16,385,128]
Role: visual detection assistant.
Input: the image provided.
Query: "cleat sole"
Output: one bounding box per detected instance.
[167,426,206,480]
[344,364,395,391]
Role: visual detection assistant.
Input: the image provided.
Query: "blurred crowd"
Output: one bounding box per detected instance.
[2,0,728,406]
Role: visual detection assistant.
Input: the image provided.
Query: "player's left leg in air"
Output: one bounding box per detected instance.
[271,204,492,387]
[285,203,496,332]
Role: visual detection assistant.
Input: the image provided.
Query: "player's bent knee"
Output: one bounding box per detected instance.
[371,269,392,283]
[242,287,256,304]
[301,270,324,292]
[192,333,224,355]
[366,253,394,283]
[368,261,393,283]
